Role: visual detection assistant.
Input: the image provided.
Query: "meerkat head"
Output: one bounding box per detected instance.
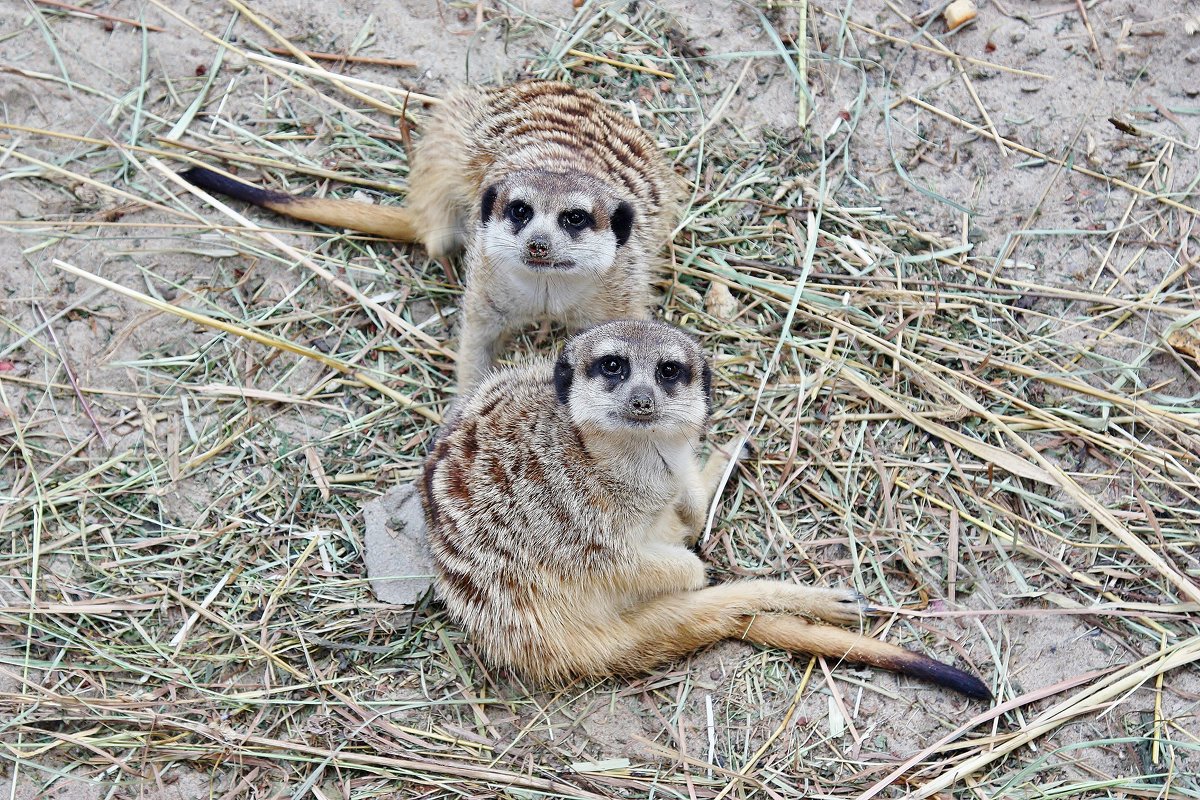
[553,320,712,441]
[479,169,635,277]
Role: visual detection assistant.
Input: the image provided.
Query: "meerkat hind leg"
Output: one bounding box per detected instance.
[585,582,804,677]
[588,581,847,663]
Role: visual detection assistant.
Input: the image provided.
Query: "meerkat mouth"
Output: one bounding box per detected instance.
[525,258,576,270]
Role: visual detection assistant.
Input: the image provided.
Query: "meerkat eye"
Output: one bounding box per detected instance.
[657,361,684,383]
[588,354,629,382]
[507,201,533,226]
[559,209,593,231]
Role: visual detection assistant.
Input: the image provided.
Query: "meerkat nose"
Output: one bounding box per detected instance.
[628,389,655,417]
[527,236,551,259]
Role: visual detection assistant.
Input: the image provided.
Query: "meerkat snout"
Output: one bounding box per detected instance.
[526,235,551,261]
[627,386,655,418]
[553,320,712,437]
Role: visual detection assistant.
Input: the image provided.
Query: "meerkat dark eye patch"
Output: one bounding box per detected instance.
[553,351,574,405]
[587,354,630,388]
[480,185,499,224]
[558,208,595,236]
[611,201,634,247]
[506,200,534,232]
[655,360,690,387]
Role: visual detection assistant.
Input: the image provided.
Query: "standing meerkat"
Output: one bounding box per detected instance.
[181,81,679,392]
[419,320,991,699]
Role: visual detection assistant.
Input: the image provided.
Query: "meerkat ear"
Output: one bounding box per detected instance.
[481,185,499,224]
[611,201,635,247]
[701,361,713,416]
[553,349,574,404]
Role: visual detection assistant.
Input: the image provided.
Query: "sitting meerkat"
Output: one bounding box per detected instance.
[419,320,991,699]
[181,81,678,392]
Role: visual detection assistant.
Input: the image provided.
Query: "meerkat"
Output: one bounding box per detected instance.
[181,80,679,392]
[419,320,991,699]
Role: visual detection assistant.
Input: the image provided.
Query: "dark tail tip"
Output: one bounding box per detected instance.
[903,655,992,701]
[179,165,290,208]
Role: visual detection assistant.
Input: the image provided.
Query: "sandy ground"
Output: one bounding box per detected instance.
[2,0,1199,797]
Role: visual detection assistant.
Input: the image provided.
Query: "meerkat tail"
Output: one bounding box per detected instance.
[179,166,420,241]
[741,614,992,700]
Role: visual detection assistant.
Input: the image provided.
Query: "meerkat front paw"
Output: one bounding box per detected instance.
[423,228,461,261]
[711,434,754,464]
[674,547,709,591]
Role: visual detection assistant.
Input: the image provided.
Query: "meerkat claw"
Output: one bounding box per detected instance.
[739,436,758,459]
[810,588,870,626]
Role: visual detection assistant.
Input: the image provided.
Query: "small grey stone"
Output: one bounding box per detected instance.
[362,482,436,605]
